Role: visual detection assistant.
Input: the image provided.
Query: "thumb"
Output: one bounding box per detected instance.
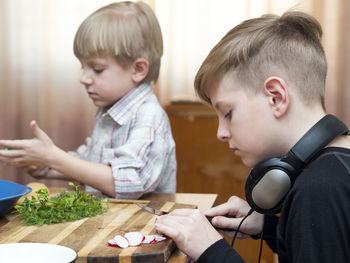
[211,215,242,230]
[205,202,233,217]
[30,120,48,140]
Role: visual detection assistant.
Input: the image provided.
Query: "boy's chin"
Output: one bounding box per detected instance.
[241,157,258,168]
[92,100,112,108]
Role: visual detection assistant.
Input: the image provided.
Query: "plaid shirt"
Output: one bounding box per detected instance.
[70,83,176,199]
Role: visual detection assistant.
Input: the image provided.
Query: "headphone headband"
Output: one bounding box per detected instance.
[288,114,349,164]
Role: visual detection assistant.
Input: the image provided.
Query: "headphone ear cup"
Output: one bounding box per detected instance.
[245,158,296,214]
[244,115,348,214]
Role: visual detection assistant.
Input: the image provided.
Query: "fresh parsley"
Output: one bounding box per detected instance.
[14,182,109,225]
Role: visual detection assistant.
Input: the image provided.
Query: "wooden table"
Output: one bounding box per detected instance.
[0,191,217,263]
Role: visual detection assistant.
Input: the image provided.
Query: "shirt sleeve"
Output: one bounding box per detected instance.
[107,113,173,199]
[197,238,246,263]
[68,137,92,160]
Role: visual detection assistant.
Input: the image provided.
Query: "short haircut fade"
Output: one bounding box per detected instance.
[194,11,327,109]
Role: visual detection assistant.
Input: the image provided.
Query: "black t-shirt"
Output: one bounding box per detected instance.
[197,147,350,263]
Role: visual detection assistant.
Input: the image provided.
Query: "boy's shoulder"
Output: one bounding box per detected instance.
[293,147,350,192]
[106,84,166,124]
[136,93,169,121]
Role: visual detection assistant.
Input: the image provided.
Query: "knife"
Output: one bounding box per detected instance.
[136,203,235,232]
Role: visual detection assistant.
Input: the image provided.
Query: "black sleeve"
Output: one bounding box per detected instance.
[196,238,246,263]
[262,215,279,253]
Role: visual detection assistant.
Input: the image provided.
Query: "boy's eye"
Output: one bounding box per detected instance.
[224,110,232,119]
[93,68,104,74]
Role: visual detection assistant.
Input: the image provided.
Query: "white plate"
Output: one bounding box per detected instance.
[0,243,77,263]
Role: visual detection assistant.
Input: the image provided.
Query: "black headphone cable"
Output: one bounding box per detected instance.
[230,208,265,263]
[257,226,264,263]
[231,208,254,247]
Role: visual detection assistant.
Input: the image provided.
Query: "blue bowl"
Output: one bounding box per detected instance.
[0,180,32,216]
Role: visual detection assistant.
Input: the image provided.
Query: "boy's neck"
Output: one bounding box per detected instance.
[282,107,326,153]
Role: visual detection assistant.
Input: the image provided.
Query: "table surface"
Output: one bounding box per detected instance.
[0,189,218,263]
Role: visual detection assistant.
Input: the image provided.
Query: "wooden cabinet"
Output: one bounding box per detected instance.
[166,102,276,263]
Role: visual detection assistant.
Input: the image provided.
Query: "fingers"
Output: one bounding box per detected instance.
[0,149,27,166]
[30,120,48,141]
[205,196,250,218]
[168,208,200,216]
[205,202,233,217]
[26,165,39,172]
[0,139,32,149]
[155,215,187,239]
[155,210,223,261]
[211,215,242,230]
[0,149,26,157]
[0,156,27,166]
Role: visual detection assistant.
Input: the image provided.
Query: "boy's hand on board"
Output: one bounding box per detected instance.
[205,196,264,238]
[0,120,56,168]
[155,208,223,261]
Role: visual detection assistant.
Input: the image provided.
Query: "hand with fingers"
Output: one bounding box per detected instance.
[155,208,223,261]
[0,120,56,168]
[26,165,51,179]
[205,196,264,239]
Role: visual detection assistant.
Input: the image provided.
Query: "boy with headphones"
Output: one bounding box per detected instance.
[155,10,350,263]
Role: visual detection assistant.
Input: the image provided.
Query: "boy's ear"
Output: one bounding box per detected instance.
[131,58,149,83]
[263,76,290,118]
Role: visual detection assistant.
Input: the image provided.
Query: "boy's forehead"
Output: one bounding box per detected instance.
[208,73,236,103]
[79,55,114,64]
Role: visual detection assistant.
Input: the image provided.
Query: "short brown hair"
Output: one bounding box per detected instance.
[74,1,163,84]
[194,11,327,109]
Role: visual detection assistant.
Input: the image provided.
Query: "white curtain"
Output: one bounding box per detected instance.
[156,0,314,104]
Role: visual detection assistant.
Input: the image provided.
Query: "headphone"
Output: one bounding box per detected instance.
[245,114,349,214]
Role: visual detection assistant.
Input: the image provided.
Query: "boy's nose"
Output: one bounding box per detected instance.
[80,71,93,86]
[217,122,231,142]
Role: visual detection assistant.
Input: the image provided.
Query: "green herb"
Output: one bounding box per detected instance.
[5,147,15,150]
[14,182,109,225]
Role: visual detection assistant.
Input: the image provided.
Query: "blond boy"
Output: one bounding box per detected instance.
[0,2,176,199]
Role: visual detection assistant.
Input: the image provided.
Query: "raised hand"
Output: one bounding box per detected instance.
[0,120,56,167]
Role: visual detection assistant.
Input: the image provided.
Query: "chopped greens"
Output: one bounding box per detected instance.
[14,182,109,225]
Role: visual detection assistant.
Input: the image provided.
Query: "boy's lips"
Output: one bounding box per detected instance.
[230,147,239,154]
[88,92,99,99]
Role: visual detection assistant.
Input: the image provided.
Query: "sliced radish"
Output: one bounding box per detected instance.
[114,235,129,248]
[107,239,118,247]
[153,234,167,242]
[124,232,145,247]
[142,235,156,244]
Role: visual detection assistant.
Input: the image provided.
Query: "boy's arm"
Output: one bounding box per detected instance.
[49,146,115,196]
[0,120,116,197]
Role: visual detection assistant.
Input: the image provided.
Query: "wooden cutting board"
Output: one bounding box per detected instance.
[0,199,196,263]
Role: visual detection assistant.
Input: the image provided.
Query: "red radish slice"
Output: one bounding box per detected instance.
[153,234,167,242]
[142,235,156,244]
[124,232,144,247]
[107,239,118,247]
[114,235,129,248]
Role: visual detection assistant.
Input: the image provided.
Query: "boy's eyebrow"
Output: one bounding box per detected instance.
[213,101,224,111]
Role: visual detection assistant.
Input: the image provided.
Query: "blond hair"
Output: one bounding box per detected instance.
[74,1,163,84]
[194,11,327,109]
